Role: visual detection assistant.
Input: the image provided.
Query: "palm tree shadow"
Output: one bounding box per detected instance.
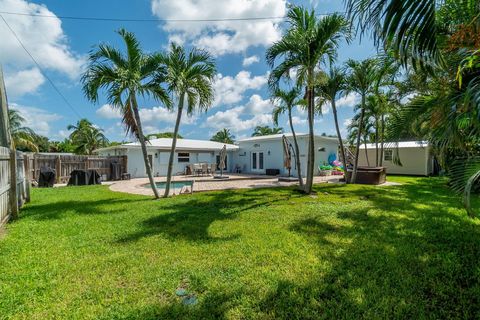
[117,188,298,243]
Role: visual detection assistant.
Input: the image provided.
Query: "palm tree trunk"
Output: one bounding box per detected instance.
[351,95,366,184]
[304,84,315,194]
[131,95,160,199]
[365,137,370,166]
[380,114,385,166]
[375,117,379,166]
[164,95,184,197]
[331,99,348,183]
[288,109,304,188]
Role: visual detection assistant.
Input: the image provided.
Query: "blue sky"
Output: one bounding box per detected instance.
[0,0,376,142]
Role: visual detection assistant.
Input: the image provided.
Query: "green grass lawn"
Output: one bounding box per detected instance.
[0,177,479,319]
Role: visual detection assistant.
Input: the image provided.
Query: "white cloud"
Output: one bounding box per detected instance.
[336,93,361,108]
[242,55,260,67]
[151,0,286,56]
[213,71,268,107]
[10,103,62,136]
[343,118,352,127]
[96,104,122,119]
[204,94,274,133]
[139,106,197,128]
[0,0,84,96]
[4,68,45,97]
[291,116,306,125]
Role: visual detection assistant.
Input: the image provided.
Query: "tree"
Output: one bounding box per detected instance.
[82,29,171,199]
[346,0,480,215]
[316,67,348,176]
[345,59,378,183]
[267,6,350,193]
[8,109,38,152]
[271,87,304,188]
[161,43,216,198]
[210,128,235,144]
[251,126,283,137]
[67,119,109,155]
[146,132,183,139]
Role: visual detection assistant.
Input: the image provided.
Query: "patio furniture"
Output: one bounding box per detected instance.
[67,169,101,186]
[192,163,203,176]
[38,167,56,187]
[234,164,242,173]
[201,163,209,176]
[121,173,131,180]
[209,163,217,175]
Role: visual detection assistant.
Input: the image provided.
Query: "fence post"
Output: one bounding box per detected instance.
[24,154,30,203]
[9,149,18,220]
[55,155,61,184]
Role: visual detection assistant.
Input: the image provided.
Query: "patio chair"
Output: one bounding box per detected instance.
[192,163,202,176]
[201,163,209,176]
[209,163,217,175]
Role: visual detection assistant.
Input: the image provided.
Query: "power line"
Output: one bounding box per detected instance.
[0,10,344,23]
[0,14,83,119]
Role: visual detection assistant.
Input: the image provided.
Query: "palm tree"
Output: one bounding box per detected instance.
[67,119,109,155]
[271,87,304,188]
[345,59,378,183]
[210,128,235,144]
[8,109,38,151]
[266,6,350,193]
[316,67,349,176]
[161,43,216,198]
[251,126,283,137]
[82,29,171,199]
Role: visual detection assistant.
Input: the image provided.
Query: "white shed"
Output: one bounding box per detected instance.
[356,141,435,176]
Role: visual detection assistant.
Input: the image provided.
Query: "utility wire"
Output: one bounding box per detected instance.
[0,10,345,23]
[0,14,83,119]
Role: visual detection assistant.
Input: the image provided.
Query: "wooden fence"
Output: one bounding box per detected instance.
[0,147,29,226]
[30,154,127,184]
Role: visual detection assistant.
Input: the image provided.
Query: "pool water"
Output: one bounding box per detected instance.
[144,181,193,189]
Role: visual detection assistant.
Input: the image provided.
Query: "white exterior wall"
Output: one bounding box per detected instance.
[357,146,433,176]
[232,136,339,177]
[99,147,234,178]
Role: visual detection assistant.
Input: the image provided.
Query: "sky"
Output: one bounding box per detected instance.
[0,0,377,142]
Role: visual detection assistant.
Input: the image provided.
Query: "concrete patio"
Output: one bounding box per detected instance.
[109,173,342,196]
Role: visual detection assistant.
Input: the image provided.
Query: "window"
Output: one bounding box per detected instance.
[384,150,393,161]
[178,152,190,163]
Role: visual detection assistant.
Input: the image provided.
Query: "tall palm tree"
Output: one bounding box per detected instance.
[161,43,216,198]
[67,119,109,155]
[346,58,378,183]
[8,109,38,151]
[266,6,350,193]
[316,67,349,175]
[251,126,284,137]
[82,29,171,199]
[272,87,305,188]
[210,128,235,144]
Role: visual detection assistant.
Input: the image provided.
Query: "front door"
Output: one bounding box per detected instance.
[251,151,264,173]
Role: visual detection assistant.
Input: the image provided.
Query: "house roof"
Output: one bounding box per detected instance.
[362,141,429,149]
[236,133,339,143]
[95,138,239,153]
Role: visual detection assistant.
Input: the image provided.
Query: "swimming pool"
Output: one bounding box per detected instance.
[143,181,193,189]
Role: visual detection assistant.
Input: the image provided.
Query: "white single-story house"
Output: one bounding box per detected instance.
[95,138,239,178]
[95,134,341,178]
[356,141,436,176]
[232,134,340,177]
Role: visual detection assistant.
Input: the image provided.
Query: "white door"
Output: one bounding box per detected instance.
[251,151,264,173]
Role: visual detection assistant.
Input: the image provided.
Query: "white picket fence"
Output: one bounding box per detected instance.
[0,146,29,226]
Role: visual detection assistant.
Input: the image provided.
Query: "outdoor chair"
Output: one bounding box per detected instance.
[201,163,209,176]
[209,163,217,175]
[193,163,203,176]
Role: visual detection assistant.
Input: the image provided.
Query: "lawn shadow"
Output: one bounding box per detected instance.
[117,187,302,243]
[257,178,480,318]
